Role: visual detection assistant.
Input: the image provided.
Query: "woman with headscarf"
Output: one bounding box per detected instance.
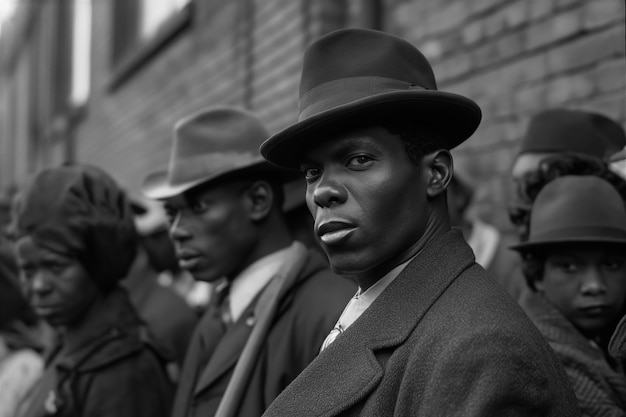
[9,164,173,417]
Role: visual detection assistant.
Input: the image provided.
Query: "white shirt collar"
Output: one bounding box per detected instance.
[228,242,300,321]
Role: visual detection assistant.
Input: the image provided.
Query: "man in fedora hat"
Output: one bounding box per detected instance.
[142,106,354,417]
[259,28,579,416]
[512,175,626,416]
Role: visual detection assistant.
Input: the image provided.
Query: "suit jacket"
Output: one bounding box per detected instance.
[263,229,581,417]
[520,289,626,417]
[171,248,355,417]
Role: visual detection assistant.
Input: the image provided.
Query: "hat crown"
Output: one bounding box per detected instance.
[521,109,626,158]
[173,107,269,159]
[299,28,437,98]
[528,175,626,244]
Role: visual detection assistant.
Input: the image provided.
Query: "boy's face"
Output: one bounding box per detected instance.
[300,126,427,284]
[164,180,255,282]
[539,244,626,336]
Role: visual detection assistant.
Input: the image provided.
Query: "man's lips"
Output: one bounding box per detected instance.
[316,220,357,245]
[176,249,203,269]
[579,304,609,315]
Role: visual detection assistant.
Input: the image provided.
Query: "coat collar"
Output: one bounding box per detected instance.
[264,229,475,416]
[51,288,149,373]
[193,246,327,396]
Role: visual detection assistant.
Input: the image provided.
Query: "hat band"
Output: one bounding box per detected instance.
[168,151,263,186]
[299,76,426,121]
[530,225,626,243]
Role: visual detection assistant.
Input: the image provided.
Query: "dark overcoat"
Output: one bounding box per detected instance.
[17,288,174,417]
[263,230,581,417]
[171,248,355,417]
[520,289,626,416]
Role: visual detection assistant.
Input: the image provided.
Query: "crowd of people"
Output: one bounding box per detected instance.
[1,27,626,417]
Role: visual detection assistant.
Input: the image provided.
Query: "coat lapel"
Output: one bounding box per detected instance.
[193,301,256,396]
[264,230,476,416]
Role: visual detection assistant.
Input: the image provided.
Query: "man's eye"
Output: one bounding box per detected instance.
[604,258,626,271]
[49,263,67,275]
[557,262,578,273]
[190,200,210,214]
[347,155,373,168]
[302,167,321,181]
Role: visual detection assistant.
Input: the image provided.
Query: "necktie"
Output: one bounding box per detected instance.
[215,280,233,329]
[320,323,344,352]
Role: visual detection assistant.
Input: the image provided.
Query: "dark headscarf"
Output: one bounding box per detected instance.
[9,164,137,293]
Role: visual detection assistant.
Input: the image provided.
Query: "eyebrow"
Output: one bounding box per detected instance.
[302,136,384,164]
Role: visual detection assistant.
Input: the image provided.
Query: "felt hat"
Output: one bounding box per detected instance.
[260,28,482,169]
[518,109,626,159]
[511,175,626,252]
[143,107,293,199]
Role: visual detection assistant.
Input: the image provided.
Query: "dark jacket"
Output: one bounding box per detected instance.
[263,230,580,417]
[17,288,174,417]
[171,248,355,417]
[520,289,626,417]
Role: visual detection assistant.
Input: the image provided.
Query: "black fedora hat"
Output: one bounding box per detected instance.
[142,107,294,200]
[511,175,626,252]
[260,28,482,169]
[518,108,626,159]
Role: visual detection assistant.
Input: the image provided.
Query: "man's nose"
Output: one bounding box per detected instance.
[169,212,191,242]
[311,174,348,208]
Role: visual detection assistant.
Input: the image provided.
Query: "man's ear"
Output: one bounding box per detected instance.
[422,150,453,199]
[244,180,273,222]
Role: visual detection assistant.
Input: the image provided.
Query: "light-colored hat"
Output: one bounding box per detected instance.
[143,106,291,199]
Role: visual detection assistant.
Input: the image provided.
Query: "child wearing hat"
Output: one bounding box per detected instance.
[514,175,626,416]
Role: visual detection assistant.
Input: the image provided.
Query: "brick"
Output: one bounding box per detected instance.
[526,8,582,50]
[484,9,506,37]
[547,26,624,73]
[556,0,581,9]
[592,59,626,94]
[576,92,626,121]
[503,1,529,29]
[529,0,555,20]
[583,0,625,30]
[429,2,469,35]
[495,31,525,61]
[545,74,594,106]
[462,20,483,45]
[513,82,546,112]
[471,0,503,16]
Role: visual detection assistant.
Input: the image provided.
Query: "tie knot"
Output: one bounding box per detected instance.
[214,280,233,328]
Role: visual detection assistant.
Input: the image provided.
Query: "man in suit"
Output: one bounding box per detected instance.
[259,28,580,416]
[141,107,354,417]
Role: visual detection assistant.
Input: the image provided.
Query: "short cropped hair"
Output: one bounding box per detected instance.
[380,119,442,167]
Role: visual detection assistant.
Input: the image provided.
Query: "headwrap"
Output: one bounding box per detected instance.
[9,164,137,293]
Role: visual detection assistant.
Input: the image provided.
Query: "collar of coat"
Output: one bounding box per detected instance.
[264,228,475,416]
[47,287,165,374]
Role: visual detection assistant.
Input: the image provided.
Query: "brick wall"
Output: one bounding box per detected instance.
[390,0,625,229]
[1,0,624,231]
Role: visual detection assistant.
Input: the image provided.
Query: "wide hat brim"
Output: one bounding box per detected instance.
[511,236,626,253]
[260,89,481,170]
[142,159,297,200]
